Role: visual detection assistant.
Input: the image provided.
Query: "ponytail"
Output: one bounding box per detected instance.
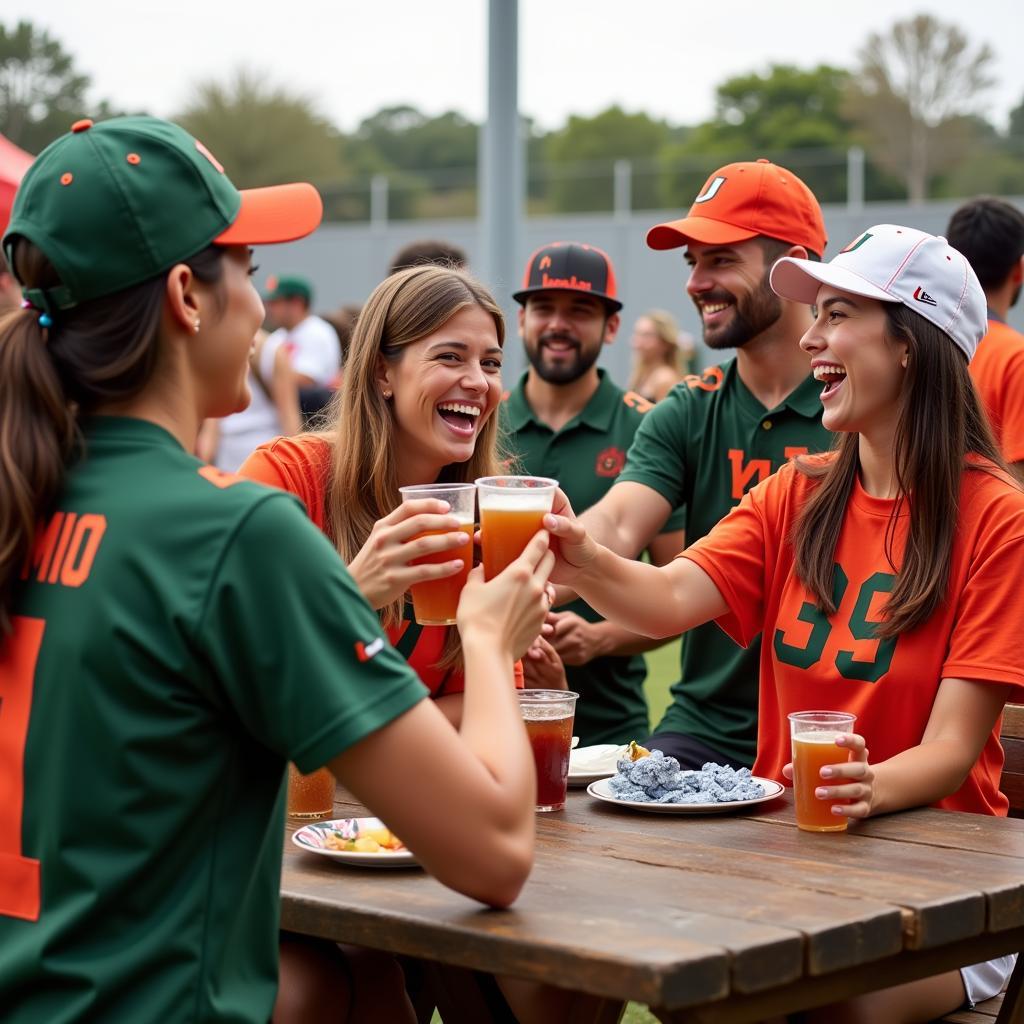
[0,238,226,636]
[0,308,78,635]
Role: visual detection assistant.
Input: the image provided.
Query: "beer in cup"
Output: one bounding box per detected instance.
[476,476,557,580]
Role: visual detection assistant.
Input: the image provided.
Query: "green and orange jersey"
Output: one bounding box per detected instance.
[684,455,1024,816]
[239,434,524,695]
[502,369,685,744]
[0,417,427,1023]
[616,359,831,766]
[969,317,1024,464]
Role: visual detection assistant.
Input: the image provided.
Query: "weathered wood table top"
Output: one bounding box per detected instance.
[280,787,1024,1022]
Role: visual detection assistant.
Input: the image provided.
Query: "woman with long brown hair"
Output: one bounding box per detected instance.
[241,264,558,717]
[0,117,551,1024]
[543,224,1021,1021]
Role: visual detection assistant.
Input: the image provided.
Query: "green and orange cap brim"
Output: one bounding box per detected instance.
[215,182,323,246]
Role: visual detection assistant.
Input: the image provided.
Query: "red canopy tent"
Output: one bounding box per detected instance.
[0,133,34,236]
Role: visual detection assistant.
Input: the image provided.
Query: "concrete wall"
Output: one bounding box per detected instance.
[257,198,1024,386]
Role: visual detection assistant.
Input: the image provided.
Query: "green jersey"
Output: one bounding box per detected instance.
[0,418,426,1023]
[503,370,685,744]
[617,360,830,766]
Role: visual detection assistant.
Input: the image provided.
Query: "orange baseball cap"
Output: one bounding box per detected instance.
[646,159,827,258]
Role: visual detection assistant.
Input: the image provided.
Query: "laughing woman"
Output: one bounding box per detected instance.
[240,264,534,722]
[544,225,1022,1022]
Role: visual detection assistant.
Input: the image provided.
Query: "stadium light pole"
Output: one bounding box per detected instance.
[479,0,525,377]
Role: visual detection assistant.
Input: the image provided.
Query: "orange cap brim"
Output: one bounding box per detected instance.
[215,182,323,245]
[646,216,759,251]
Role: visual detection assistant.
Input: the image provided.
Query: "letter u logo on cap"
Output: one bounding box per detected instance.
[694,176,726,204]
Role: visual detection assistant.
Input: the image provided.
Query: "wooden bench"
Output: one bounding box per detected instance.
[937,704,1024,1023]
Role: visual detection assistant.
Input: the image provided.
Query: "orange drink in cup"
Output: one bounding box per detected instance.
[399,483,476,626]
[788,711,856,832]
[287,765,335,820]
[476,476,557,580]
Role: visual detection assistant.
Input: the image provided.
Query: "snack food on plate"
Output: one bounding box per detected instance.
[324,824,406,853]
[609,749,766,804]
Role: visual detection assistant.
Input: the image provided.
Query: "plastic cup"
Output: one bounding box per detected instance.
[788,711,857,832]
[519,689,580,812]
[399,483,476,626]
[476,476,558,580]
[287,764,335,820]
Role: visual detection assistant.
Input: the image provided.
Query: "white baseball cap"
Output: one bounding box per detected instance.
[769,223,987,361]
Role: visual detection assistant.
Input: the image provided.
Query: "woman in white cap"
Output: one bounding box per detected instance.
[543,224,1021,1019]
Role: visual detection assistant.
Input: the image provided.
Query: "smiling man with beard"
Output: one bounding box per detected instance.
[573,161,834,770]
[503,242,686,744]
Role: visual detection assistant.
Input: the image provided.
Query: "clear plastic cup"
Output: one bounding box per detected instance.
[399,483,476,625]
[788,711,857,832]
[476,476,557,580]
[287,764,335,820]
[519,689,580,811]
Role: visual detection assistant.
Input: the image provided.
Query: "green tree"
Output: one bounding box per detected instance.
[658,65,862,208]
[176,69,347,190]
[542,106,671,213]
[0,19,100,153]
[845,14,995,203]
[345,104,479,219]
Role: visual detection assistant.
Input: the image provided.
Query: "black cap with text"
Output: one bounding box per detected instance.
[513,241,622,313]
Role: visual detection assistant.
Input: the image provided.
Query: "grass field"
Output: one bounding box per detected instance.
[430,639,682,1024]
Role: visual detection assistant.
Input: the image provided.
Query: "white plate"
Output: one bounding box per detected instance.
[586,775,785,814]
[568,744,625,787]
[291,817,419,868]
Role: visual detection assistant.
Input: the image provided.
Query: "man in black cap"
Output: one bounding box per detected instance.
[504,241,684,744]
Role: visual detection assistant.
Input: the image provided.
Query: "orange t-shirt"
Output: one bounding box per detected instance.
[970,319,1024,464]
[683,455,1024,816]
[239,435,523,697]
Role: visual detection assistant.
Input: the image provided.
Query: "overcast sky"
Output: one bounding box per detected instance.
[7,1,1024,134]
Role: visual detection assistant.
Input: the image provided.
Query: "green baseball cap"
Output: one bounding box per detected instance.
[2,115,322,315]
[263,274,313,303]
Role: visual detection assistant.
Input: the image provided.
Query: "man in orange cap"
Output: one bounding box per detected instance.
[575,160,834,770]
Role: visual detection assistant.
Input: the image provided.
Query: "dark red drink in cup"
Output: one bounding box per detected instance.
[518,690,579,811]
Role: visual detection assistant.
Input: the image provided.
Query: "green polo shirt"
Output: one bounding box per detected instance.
[503,369,685,745]
[618,360,831,766]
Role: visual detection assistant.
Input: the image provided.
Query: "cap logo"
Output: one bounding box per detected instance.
[541,272,591,292]
[693,176,726,204]
[913,286,938,307]
[194,139,225,174]
[539,255,552,270]
[839,231,873,254]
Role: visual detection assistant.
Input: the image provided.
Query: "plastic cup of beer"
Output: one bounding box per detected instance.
[519,689,580,812]
[476,476,558,580]
[287,764,335,821]
[399,483,476,626]
[788,711,857,832]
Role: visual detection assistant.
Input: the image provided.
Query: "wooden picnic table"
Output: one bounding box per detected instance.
[280,785,1024,1023]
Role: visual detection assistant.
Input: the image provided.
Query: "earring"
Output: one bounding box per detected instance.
[382,390,392,400]
[193,319,201,333]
